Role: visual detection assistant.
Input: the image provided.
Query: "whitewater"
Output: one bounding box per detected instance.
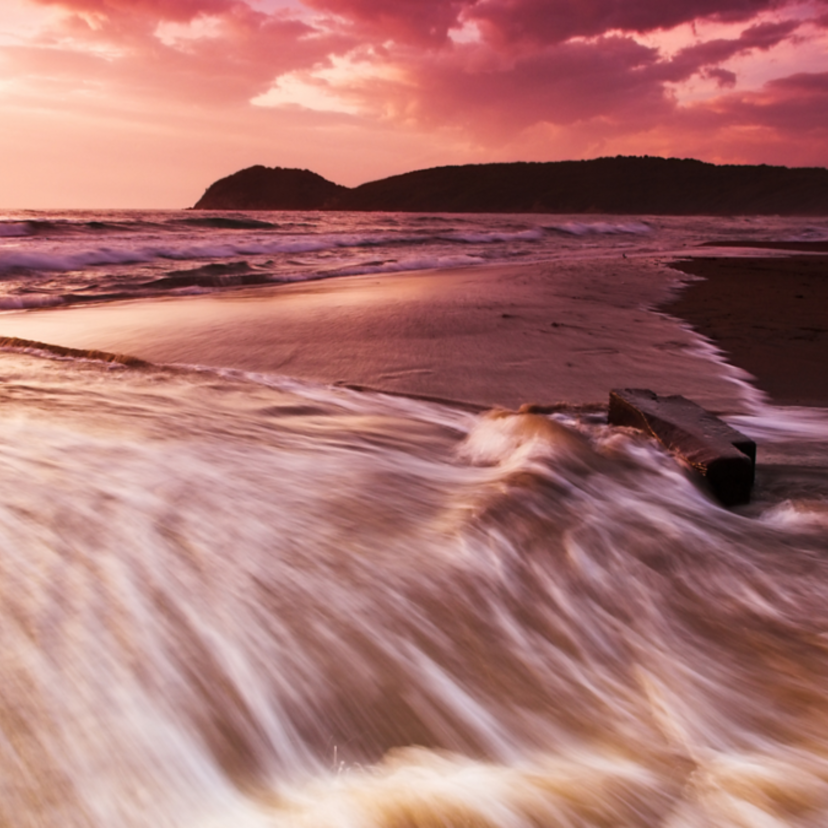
[1,209,828,828]
[1,209,826,308]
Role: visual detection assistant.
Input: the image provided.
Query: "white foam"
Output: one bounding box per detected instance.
[549,221,652,236]
[0,222,629,277]
[759,500,828,530]
[0,222,33,237]
[442,228,545,243]
[729,405,828,443]
[0,294,66,309]
[2,355,828,827]
[785,224,828,242]
[0,236,400,274]
[0,248,154,272]
[328,253,486,277]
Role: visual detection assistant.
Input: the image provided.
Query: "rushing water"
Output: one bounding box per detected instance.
[1,210,828,827]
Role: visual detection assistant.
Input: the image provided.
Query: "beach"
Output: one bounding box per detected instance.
[0,256,755,413]
[3,245,827,517]
[0,210,822,412]
[2,247,826,413]
[664,251,828,407]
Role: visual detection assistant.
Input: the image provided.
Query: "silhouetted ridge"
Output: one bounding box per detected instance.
[193,157,828,214]
[193,165,348,210]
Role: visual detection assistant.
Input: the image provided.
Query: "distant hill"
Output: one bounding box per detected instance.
[194,165,348,210]
[192,157,828,215]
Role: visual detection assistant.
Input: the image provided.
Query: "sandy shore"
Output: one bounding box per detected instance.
[0,258,749,413]
[3,247,823,410]
[664,252,828,407]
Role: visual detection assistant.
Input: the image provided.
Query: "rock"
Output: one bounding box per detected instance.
[608,388,756,506]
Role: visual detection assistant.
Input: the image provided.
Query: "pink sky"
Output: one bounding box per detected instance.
[2,0,828,207]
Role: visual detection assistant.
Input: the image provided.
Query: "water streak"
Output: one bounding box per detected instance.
[1,352,827,827]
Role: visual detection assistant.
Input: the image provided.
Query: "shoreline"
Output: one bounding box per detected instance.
[663,253,828,407]
[0,257,749,413]
[1,247,824,411]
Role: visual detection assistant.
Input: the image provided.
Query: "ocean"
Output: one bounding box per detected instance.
[1,210,828,827]
[1,209,827,309]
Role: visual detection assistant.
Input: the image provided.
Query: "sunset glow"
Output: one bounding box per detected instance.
[2,0,828,207]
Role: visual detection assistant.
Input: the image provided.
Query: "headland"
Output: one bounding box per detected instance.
[193,157,828,215]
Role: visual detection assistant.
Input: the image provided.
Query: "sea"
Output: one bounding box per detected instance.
[1,209,828,827]
[1,209,827,309]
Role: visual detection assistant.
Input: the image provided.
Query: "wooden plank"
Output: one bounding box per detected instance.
[608,388,756,506]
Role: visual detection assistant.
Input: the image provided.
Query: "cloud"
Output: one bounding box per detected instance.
[4,0,828,210]
[321,14,810,142]
[6,1,355,105]
[12,0,818,114]
[465,0,798,48]
[28,0,236,23]
[704,66,738,86]
[713,70,828,130]
[655,19,802,82]
[390,36,668,135]
[304,0,471,45]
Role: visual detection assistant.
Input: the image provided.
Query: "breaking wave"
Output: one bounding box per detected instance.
[0,221,36,237]
[546,220,653,235]
[1,352,827,827]
[0,210,825,309]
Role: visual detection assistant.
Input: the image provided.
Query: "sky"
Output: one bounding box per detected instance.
[2,0,828,207]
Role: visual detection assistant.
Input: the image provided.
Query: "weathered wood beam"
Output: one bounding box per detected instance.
[608,388,756,506]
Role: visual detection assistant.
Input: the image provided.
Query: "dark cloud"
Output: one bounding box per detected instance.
[704,66,738,86]
[657,19,801,82]
[14,0,826,166]
[737,71,828,129]
[304,0,471,45]
[375,36,669,138]
[359,15,807,138]
[643,69,828,160]
[466,0,795,47]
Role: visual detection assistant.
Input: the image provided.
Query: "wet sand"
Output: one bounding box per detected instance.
[0,258,747,413]
[664,253,828,407]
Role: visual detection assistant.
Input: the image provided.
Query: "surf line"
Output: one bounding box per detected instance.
[0,338,757,508]
[0,336,150,368]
